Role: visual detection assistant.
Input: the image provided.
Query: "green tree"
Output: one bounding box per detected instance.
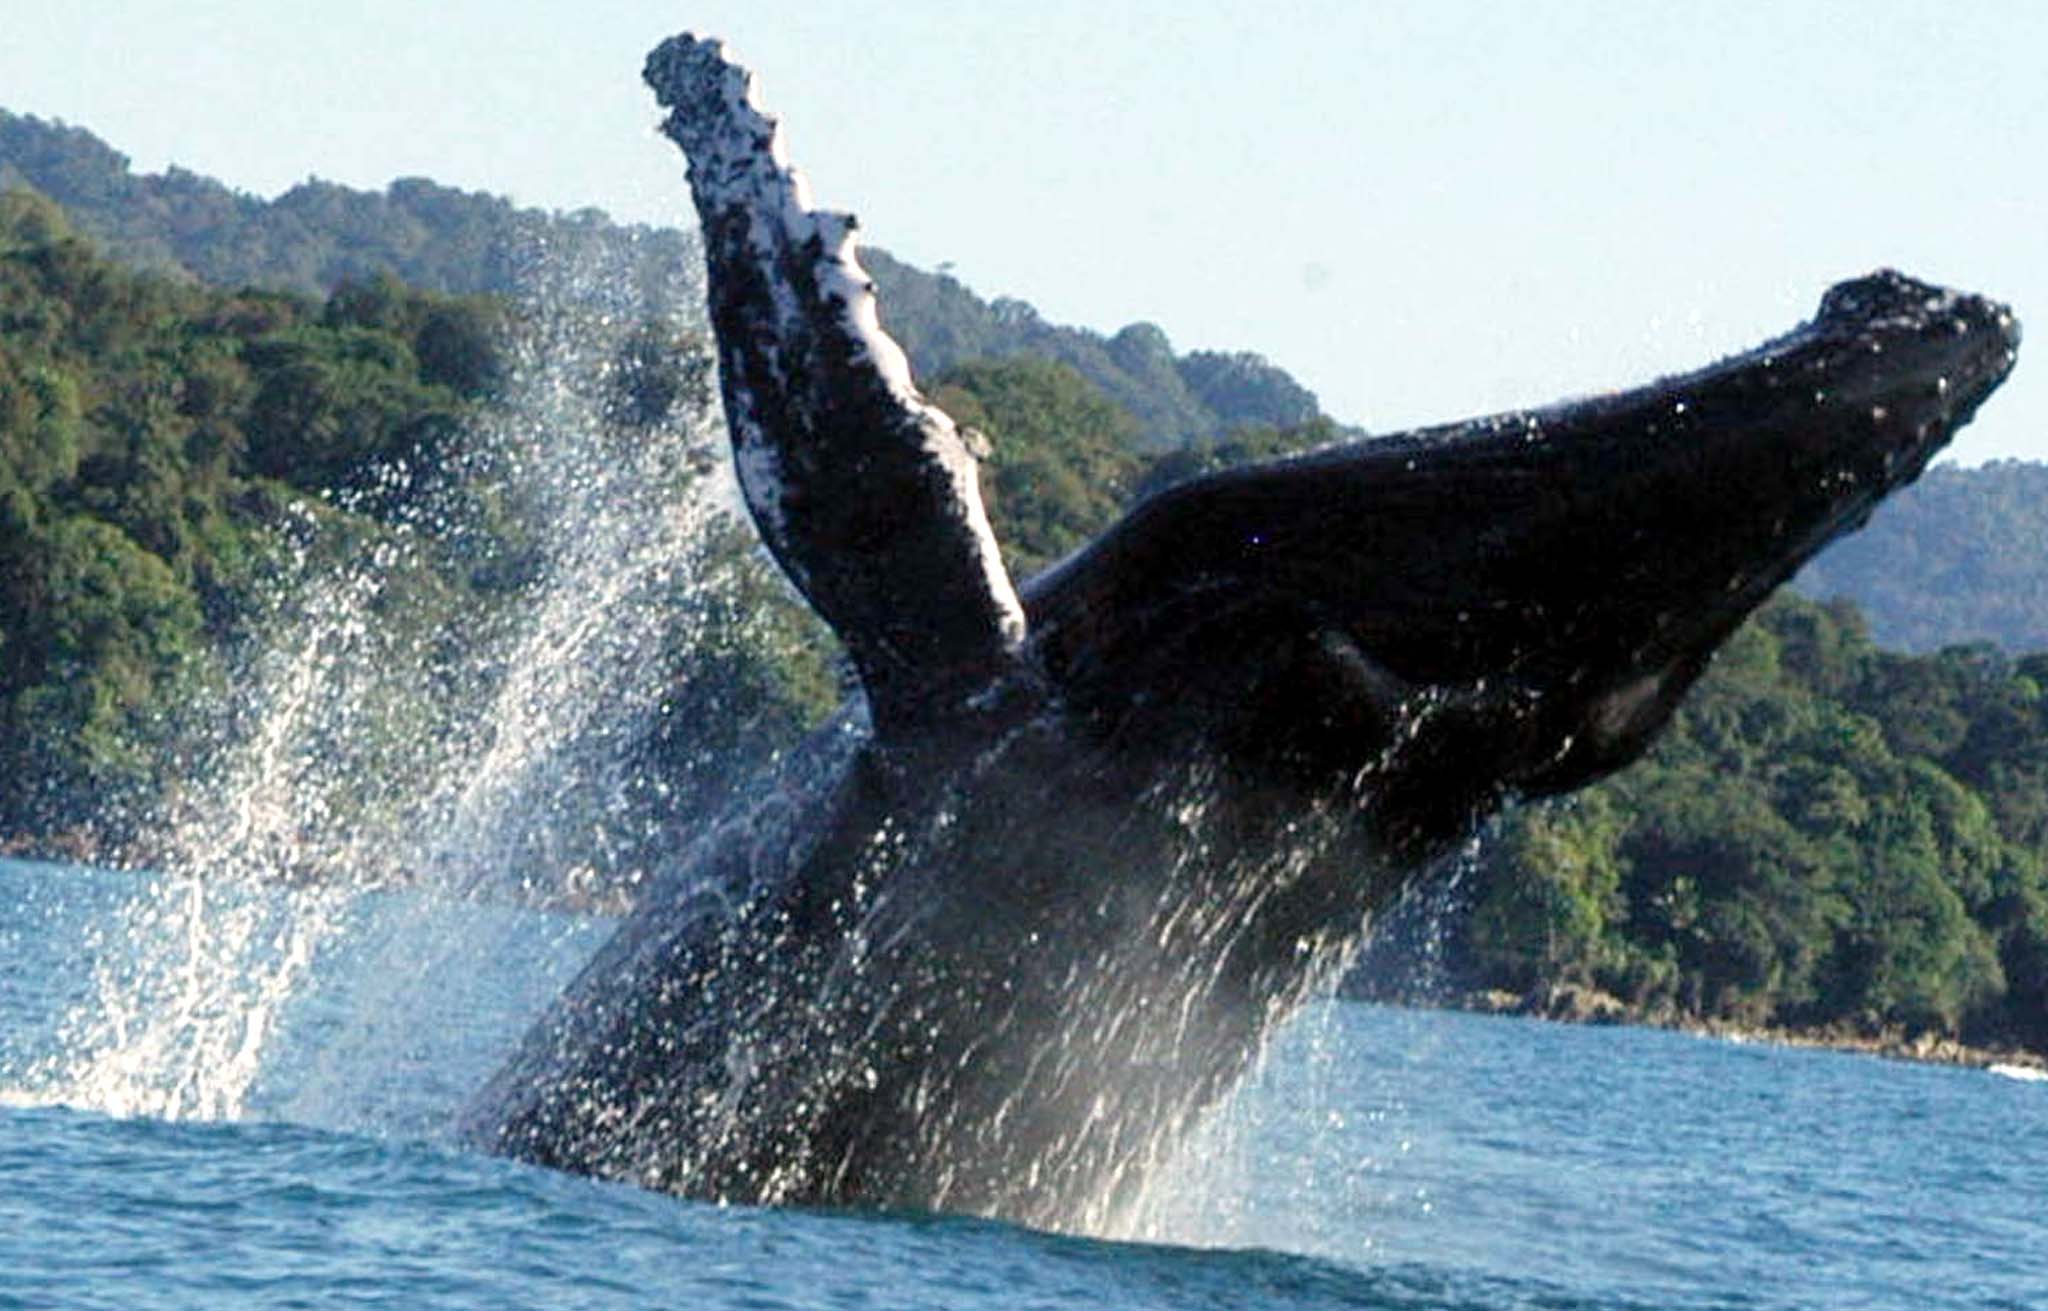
[930,356,1143,579]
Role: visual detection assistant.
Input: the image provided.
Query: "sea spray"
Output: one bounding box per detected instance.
[1109,842,1477,1249]
[23,232,768,1127]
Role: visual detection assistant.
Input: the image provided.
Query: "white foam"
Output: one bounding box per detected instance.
[1988,1062,2048,1083]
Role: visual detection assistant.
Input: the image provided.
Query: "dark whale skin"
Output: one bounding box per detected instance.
[466,35,2020,1232]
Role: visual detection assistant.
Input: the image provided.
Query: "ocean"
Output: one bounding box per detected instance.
[1,856,2041,1311]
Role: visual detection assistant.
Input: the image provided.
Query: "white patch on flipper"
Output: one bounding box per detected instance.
[648,36,1025,650]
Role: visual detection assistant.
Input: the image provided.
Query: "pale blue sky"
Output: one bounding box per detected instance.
[5,3,2043,461]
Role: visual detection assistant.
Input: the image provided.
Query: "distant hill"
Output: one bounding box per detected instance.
[862,249,1322,449]
[0,108,1330,449]
[0,109,697,319]
[1793,462,2048,654]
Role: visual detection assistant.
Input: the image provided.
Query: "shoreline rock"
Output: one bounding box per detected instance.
[1438,984,2048,1076]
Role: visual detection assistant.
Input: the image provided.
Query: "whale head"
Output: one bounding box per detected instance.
[1025,271,2019,852]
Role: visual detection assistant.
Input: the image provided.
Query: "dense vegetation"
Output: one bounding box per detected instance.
[0,109,694,311]
[0,193,837,863]
[866,249,1325,449]
[1386,593,2048,1053]
[0,191,492,835]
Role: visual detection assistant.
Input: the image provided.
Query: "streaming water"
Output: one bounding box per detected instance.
[17,232,747,1128]
[1113,844,1476,1247]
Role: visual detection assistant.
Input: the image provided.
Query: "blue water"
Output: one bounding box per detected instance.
[2,858,2042,1309]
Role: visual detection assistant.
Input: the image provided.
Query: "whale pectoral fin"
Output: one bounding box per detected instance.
[1513,653,1712,796]
[645,37,1026,734]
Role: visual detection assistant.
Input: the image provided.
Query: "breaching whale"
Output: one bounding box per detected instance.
[467,35,2020,1230]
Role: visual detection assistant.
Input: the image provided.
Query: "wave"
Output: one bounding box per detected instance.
[0,1096,1604,1311]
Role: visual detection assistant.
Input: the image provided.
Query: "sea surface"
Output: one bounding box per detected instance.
[1,856,2041,1311]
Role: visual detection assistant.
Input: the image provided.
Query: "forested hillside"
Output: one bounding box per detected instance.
[0,190,499,836]
[863,249,1322,448]
[0,193,854,867]
[0,109,693,310]
[1794,462,2048,653]
[1360,593,2048,1055]
[0,109,1326,450]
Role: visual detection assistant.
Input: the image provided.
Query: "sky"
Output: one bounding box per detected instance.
[4,2,2044,462]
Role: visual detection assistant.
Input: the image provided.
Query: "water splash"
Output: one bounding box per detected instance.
[1108,841,1480,1249]
[23,233,753,1127]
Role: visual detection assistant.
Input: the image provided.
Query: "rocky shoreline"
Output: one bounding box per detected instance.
[1447,981,2048,1077]
[0,828,122,868]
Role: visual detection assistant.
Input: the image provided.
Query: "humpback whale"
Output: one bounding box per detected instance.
[467,35,2020,1230]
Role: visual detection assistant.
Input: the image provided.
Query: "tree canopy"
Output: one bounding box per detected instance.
[1795,462,2048,652]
